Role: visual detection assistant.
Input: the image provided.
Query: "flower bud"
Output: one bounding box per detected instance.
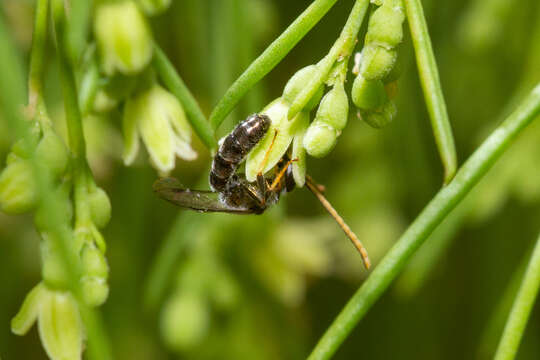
[352,74,388,110]
[303,122,338,158]
[137,0,172,16]
[81,243,109,279]
[123,85,197,173]
[11,134,38,159]
[81,276,109,307]
[360,45,397,80]
[314,82,349,131]
[38,289,83,360]
[88,186,112,229]
[365,3,405,48]
[0,159,38,214]
[360,100,397,129]
[160,292,209,351]
[283,65,324,111]
[245,99,307,182]
[34,182,72,233]
[36,129,69,179]
[94,1,153,75]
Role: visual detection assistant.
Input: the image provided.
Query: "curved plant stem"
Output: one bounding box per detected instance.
[287,0,369,120]
[153,45,217,151]
[209,0,339,130]
[494,232,540,360]
[28,0,48,113]
[307,84,540,360]
[404,0,457,184]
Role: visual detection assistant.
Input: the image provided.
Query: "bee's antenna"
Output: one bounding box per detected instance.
[305,175,371,270]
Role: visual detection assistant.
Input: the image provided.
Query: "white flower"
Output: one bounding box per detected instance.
[123,85,197,173]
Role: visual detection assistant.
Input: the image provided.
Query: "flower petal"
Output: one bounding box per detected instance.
[245,99,306,182]
[11,282,46,335]
[38,289,84,360]
[122,96,141,165]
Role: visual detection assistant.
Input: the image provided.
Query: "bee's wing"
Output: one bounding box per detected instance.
[153,177,254,214]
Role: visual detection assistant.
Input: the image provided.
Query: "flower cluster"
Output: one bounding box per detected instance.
[91,0,196,174]
[246,0,406,184]
[1,106,111,359]
[352,0,405,128]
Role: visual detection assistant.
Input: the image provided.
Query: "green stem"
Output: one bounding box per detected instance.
[209,0,339,130]
[404,0,457,184]
[153,45,217,151]
[52,2,112,359]
[287,0,369,120]
[28,0,48,105]
[494,232,540,360]
[307,84,540,360]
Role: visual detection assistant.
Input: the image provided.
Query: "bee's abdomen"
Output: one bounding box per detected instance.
[210,114,271,192]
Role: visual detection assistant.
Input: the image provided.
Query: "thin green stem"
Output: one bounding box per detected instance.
[153,45,217,151]
[307,84,540,360]
[209,0,339,130]
[66,0,93,65]
[287,0,369,120]
[52,1,112,359]
[494,232,540,360]
[28,0,48,111]
[404,0,457,184]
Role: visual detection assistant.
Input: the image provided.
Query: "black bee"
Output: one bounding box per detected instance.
[153,113,371,268]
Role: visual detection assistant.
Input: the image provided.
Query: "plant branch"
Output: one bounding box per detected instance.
[287,0,369,120]
[307,83,540,360]
[404,0,457,184]
[209,0,339,130]
[494,232,540,360]
[153,45,217,151]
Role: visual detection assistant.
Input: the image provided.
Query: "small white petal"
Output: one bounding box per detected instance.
[122,96,141,165]
[174,137,197,161]
[11,283,45,335]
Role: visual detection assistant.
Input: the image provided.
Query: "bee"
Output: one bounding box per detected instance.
[153,114,371,269]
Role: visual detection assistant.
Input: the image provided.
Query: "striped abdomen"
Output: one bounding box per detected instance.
[209,114,271,192]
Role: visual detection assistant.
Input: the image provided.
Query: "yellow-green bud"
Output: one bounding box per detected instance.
[315,82,349,131]
[94,1,153,75]
[34,182,72,233]
[303,122,338,158]
[291,115,309,187]
[360,45,397,80]
[360,100,397,129]
[81,243,109,279]
[41,242,71,289]
[81,277,109,307]
[137,0,171,16]
[88,187,111,229]
[352,74,388,110]
[366,4,405,48]
[160,292,209,351]
[0,160,38,214]
[36,130,69,179]
[283,65,324,111]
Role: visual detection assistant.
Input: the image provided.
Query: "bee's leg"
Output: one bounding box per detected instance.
[268,158,298,192]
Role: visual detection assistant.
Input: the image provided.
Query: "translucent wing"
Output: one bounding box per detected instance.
[153,177,254,214]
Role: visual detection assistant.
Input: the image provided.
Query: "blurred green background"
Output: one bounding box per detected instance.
[1,0,540,359]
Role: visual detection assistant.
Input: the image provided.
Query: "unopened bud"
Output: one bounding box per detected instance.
[0,160,38,214]
[352,74,388,110]
[314,82,349,131]
[36,129,69,179]
[283,65,324,111]
[88,187,111,229]
[360,45,397,80]
[137,0,172,16]
[94,1,153,75]
[360,100,397,129]
[303,122,338,158]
